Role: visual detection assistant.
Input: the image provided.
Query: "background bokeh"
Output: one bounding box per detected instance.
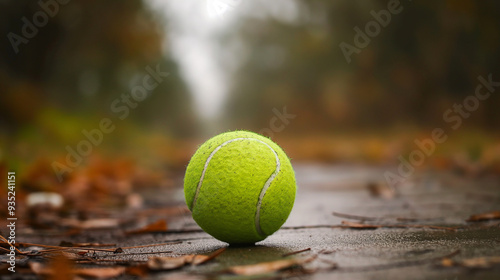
[1,0,500,204]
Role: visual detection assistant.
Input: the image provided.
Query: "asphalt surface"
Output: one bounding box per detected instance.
[5,164,500,279]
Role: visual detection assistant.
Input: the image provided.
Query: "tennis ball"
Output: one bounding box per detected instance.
[184,130,296,244]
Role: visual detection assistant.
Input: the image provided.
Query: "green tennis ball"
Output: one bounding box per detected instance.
[184,130,297,244]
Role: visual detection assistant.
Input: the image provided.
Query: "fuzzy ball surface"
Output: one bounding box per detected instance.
[184,130,297,244]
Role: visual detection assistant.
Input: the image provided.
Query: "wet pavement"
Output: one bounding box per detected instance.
[8,164,500,279]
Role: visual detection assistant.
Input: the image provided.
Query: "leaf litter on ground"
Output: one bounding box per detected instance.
[466,210,500,222]
[227,256,317,276]
[30,261,126,278]
[147,247,226,270]
[3,233,225,278]
[331,211,458,231]
[440,256,500,269]
[125,219,168,235]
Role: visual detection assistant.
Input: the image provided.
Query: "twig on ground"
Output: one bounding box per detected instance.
[120,242,182,250]
[332,211,441,222]
[340,220,458,231]
[282,248,311,257]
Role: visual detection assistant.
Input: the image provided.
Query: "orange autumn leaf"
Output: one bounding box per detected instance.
[466,210,500,222]
[126,219,168,234]
[228,257,314,276]
[30,262,125,279]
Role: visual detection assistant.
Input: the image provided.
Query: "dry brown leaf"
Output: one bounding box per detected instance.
[228,258,313,276]
[340,220,379,229]
[126,264,150,277]
[126,219,168,235]
[191,248,226,265]
[126,193,144,209]
[367,182,395,199]
[190,255,209,265]
[147,255,191,270]
[44,251,83,261]
[437,254,500,269]
[460,256,500,268]
[147,248,226,270]
[61,218,120,229]
[74,267,126,278]
[30,261,125,278]
[282,248,311,257]
[440,258,455,267]
[30,262,49,275]
[138,206,190,218]
[80,218,121,229]
[466,211,500,222]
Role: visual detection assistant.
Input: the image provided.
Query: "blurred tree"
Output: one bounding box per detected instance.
[224,0,500,132]
[0,0,197,136]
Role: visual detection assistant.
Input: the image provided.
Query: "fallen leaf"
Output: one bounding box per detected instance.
[190,255,209,265]
[30,262,49,275]
[64,228,82,236]
[81,218,121,229]
[340,220,379,229]
[138,206,190,218]
[460,256,500,268]
[191,247,226,265]
[44,251,83,261]
[440,258,455,267]
[126,193,144,209]
[61,218,120,229]
[298,258,338,275]
[282,248,311,257]
[126,219,167,234]
[228,257,314,276]
[147,248,226,270]
[367,182,395,199]
[30,262,125,278]
[147,255,191,270]
[466,211,500,222]
[126,264,149,277]
[74,267,126,278]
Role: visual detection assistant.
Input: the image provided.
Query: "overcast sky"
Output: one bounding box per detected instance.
[147,0,301,124]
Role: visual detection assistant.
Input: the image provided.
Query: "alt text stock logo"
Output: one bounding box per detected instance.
[340,0,410,64]
[384,74,500,188]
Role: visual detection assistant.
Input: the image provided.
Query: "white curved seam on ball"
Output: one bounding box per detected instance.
[254,142,280,237]
[191,137,280,238]
[191,138,250,210]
